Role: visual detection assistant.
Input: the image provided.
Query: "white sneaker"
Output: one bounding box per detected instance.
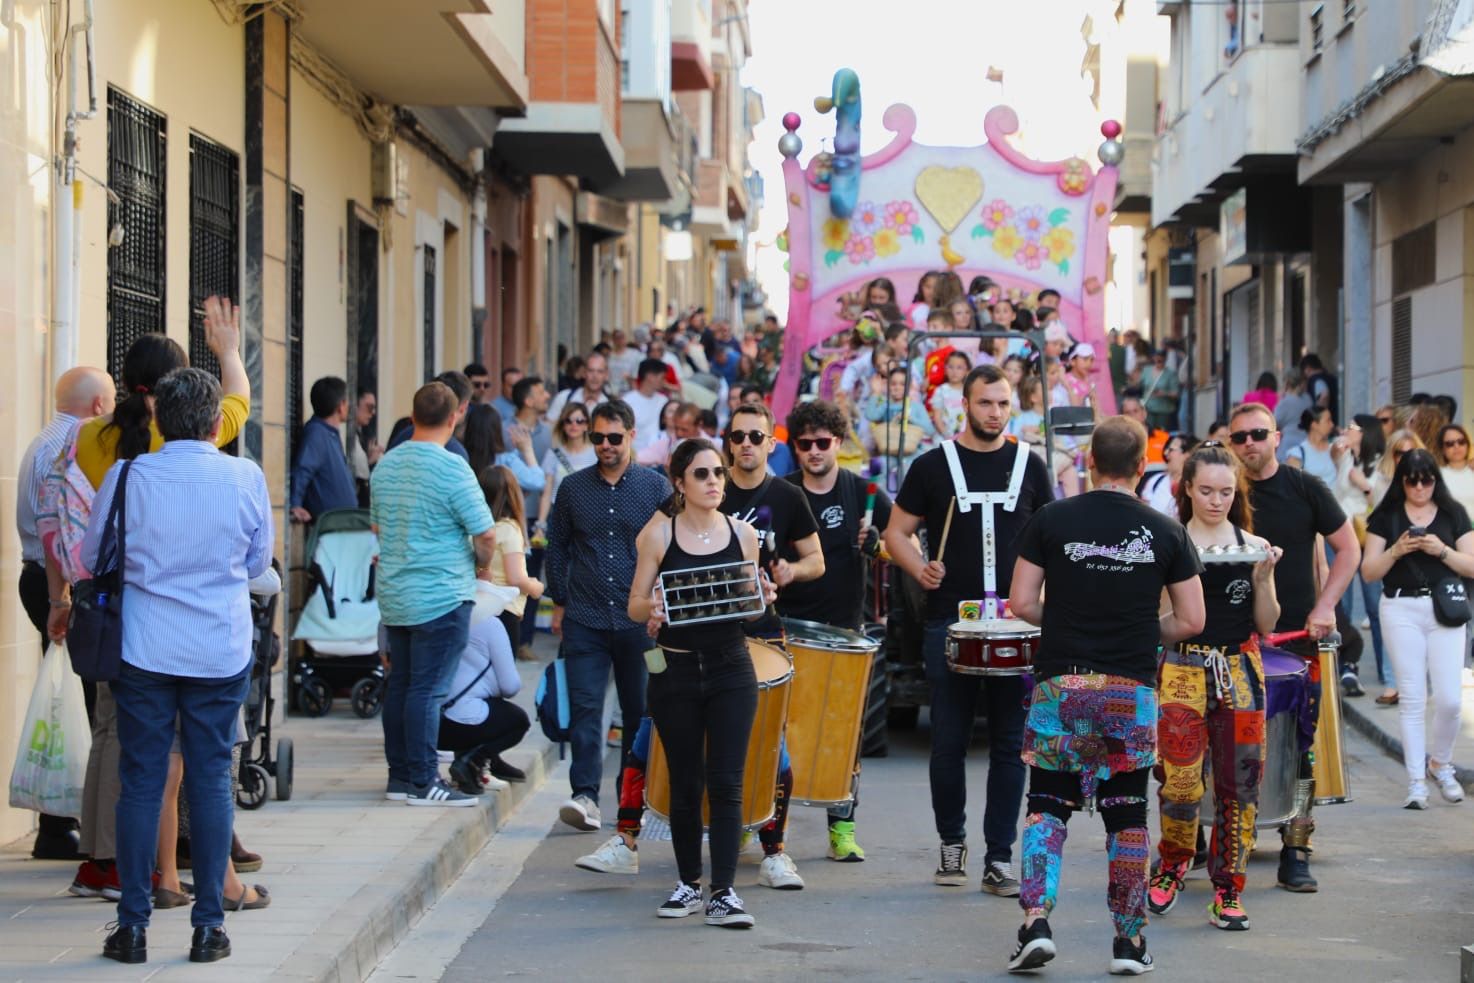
[559,794,602,831]
[1357,616,1371,630]
[480,772,510,792]
[576,835,639,874]
[1404,780,1430,810]
[757,852,805,890]
[436,749,455,763]
[1428,762,1465,803]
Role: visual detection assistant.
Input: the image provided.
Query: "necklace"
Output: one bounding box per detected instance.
[686,515,720,544]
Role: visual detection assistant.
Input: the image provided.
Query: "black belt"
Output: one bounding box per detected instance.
[1387,588,1432,598]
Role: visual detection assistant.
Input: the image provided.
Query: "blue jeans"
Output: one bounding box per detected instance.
[561,618,648,803]
[923,619,1028,863]
[112,660,250,929]
[383,602,473,788]
[1358,572,1387,684]
[520,544,544,647]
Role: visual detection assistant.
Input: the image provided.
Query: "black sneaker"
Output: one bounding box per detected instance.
[1340,669,1365,698]
[934,841,968,886]
[1109,934,1154,975]
[657,881,703,919]
[486,754,527,782]
[1276,846,1318,893]
[1007,919,1056,973]
[448,757,485,796]
[705,887,754,929]
[981,860,1020,897]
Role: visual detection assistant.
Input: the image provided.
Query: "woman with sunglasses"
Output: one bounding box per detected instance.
[628,438,777,928]
[1148,443,1281,931]
[1436,424,1474,519]
[1361,449,1474,809]
[535,401,597,555]
[1361,450,1468,807]
[1368,429,1427,704]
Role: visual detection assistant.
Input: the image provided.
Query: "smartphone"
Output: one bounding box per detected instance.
[1408,525,1427,538]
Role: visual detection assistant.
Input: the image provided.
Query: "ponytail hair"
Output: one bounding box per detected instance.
[1175,443,1254,533]
[103,334,188,461]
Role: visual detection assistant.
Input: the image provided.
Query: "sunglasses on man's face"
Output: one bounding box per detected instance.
[472,381,494,390]
[796,436,834,452]
[728,429,769,446]
[1229,428,1271,445]
[688,466,727,482]
[1404,472,1436,487]
[589,431,626,446]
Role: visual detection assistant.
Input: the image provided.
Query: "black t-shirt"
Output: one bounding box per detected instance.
[721,474,820,634]
[1016,491,1202,684]
[894,441,1054,620]
[1246,466,1347,632]
[1307,372,1339,423]
[777,469,894,630]
[1189,528,1259,648]
[1366,505,1473,596]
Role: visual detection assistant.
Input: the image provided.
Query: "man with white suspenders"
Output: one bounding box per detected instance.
[884,364,1054,895]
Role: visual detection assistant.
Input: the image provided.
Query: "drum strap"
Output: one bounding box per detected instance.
[941,439,1031,617]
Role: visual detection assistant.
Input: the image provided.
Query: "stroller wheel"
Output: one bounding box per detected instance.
[298,676,332,717]
[236,762,270,810]
[351,677,385,719]
[274,737,294,801]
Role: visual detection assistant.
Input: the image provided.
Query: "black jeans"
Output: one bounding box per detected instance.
[437,699,531,761]
[647,638,757,891]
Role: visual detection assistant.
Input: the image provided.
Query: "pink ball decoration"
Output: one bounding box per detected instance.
[782,112,802,132]
[1100,119,1122,139]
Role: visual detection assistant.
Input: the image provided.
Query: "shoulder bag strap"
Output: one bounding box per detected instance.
[444,657,494,711]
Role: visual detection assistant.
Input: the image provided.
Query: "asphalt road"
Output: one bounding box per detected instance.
[434,719,1471,982]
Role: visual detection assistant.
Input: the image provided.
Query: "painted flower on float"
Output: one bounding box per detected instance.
[980,199,1014,232]
[884,200,920,237]
[822,218,850,252]
[1015,240,1045,270]
[873,227,901,258]
[845,233,876,264]
[991,224,1023,259]
[1016,205,1047,242]
[852,201,883,234]
[1042,226,1076,270]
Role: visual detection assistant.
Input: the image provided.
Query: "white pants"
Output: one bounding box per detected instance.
[1380,595,1465,782]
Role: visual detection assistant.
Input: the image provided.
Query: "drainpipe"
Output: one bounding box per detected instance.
[53,0,96,376]
[469,148,488,366]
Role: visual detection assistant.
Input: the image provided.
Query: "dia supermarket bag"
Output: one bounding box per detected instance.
[9,643,90,818]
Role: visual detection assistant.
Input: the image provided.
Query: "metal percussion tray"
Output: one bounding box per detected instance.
[659,560,765,627]
[1197,544,1269,564]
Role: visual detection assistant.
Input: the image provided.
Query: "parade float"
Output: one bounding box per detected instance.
[770,69,1125,424]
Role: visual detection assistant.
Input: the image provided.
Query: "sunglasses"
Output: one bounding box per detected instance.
[1377,415,1394,425]
[1229,428,1271,445]
[566,417,588,426]
[1404,472,1436,487]
[728,429,769,446]
[1444,438,1468,448]
[589,432,626,446]
[688,466,727,482]
[472,381,494,389]
[796,436,834,452]
[1199,439,1225,449]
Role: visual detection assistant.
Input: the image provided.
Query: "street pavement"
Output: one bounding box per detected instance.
[432,720,1471,983]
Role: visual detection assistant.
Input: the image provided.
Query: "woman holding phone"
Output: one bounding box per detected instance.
[627,438,776,929]
[1361,448,1474,809]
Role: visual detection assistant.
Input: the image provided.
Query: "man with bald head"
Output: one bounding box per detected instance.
[15,365,114,859]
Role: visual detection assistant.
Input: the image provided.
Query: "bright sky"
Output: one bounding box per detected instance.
[742,0,1161,322]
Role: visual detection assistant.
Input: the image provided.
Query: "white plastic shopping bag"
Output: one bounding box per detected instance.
[8,642,90,818]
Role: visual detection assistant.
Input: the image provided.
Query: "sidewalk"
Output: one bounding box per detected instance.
[0,635,562,983]
[1341,640,1474,791]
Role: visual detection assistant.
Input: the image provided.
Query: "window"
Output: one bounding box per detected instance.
[188,134,240,380]
[106,87,166,387]
[619,4,630,93]
[1391,297,1412,403]
[288,189,305,447]
[422,244,437,383]
[1343,0,1356,20]
[1309,5,1324,52]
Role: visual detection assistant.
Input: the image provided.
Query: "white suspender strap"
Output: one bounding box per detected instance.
[940,439,973,512]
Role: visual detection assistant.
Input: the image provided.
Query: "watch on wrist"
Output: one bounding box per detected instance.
[1440,546,1449,561]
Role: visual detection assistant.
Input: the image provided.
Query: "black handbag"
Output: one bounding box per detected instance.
[1430,575,1473,628]
[68,461,131,682]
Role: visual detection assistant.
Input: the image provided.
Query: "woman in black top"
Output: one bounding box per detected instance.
[1361,448,1474,810]
[1149,444,1281,931]
[628,439,775,929]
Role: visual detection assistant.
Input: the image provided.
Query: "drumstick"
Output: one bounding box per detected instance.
[936,497,956,565]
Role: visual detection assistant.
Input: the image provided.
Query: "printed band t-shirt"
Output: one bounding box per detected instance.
[1246,465,1347,632]
[1015,491,1202,684]
[894,440,1054,621]
[778,469,893,630]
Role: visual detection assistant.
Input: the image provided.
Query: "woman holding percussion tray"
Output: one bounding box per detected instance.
[627,438,777,929]
[1147,443,1282,932]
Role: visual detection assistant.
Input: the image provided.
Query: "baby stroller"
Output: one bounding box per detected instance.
[237,562,294,808]
[290,508,385,718]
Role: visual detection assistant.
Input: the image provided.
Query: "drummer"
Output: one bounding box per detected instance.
[1147,443,1282,931]
[1005,416,1204,975]
[1227,402,1359,893]
[627,438,776,928]
[720,401,824,892]
[883,364,1053,895]
[779,398,894,862]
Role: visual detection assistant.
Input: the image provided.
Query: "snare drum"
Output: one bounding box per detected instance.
[781,619,880,808]
[645,638,793,830]
[945,619,1038,676]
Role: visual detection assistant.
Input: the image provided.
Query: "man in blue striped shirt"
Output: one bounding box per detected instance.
[83,367,272,966]
[372,381,497,807]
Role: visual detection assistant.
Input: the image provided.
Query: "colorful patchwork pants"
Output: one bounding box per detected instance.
[1153,641,1265,893]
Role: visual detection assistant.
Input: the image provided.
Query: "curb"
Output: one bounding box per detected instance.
[1341,698,1474,791]
[277,734,562,983]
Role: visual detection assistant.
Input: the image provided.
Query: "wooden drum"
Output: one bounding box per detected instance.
[781,618,881,808]
[644,638,793,830]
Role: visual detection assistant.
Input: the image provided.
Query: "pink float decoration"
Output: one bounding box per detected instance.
[782,112,802,132]
[1101,119,1122,139]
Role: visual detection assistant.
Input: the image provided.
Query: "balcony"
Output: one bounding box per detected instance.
[493,3,624,184]
[603,99,679,201]
[295,0,527,111]
[1114,57,1159,215]
[691,159,731,236]
[1151,43,1301,227]
[670,0,714,90]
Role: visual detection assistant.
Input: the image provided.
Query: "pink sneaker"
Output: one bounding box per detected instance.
[1146,860,1187,915]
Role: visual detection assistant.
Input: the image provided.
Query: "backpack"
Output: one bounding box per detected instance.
[534,657,571,757]
[36,422,97,584]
